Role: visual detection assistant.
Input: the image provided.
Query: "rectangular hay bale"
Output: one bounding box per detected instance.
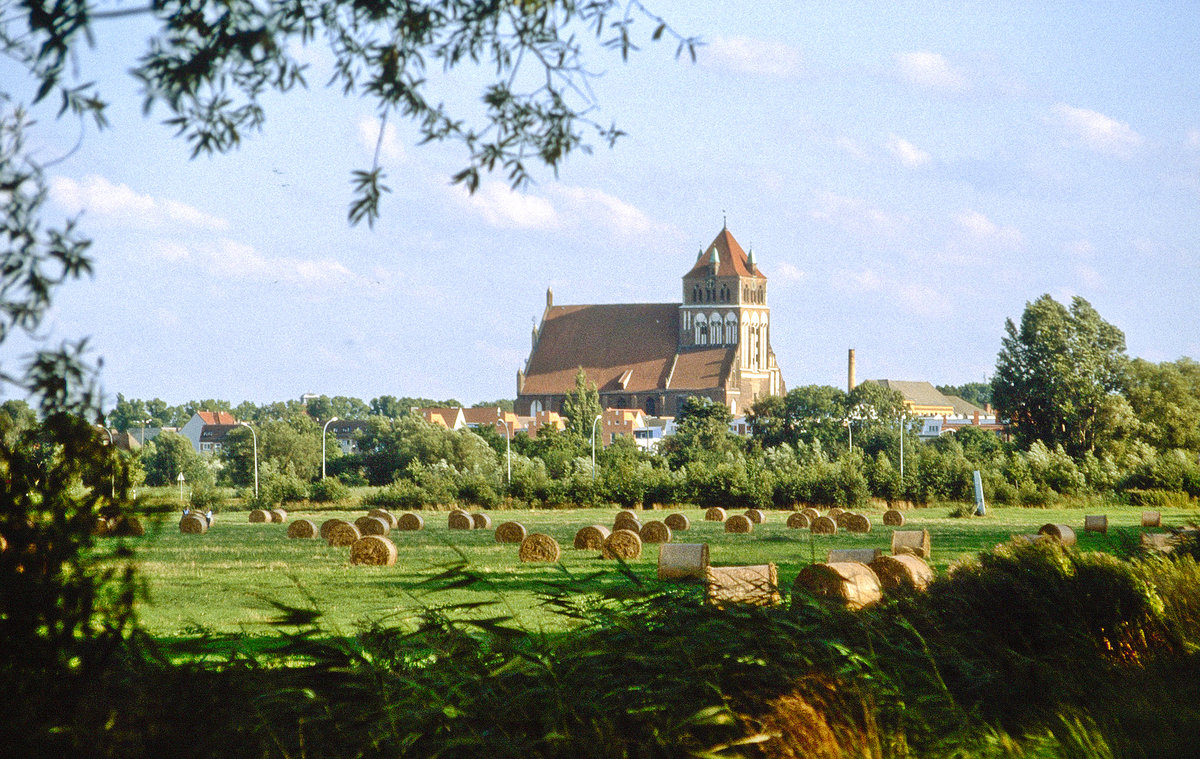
[891,529,931,558]
[705,564,780,607]
[827,548,883,564]
[1084,515,1108,533]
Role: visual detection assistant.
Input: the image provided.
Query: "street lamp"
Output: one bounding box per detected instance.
[97,425,115,498]
[177,471,186,504]
[239,422,258,498]
[497,417,511,485]
[140,419,151,446]
[321,416,339,479]
[591,414,603,481]
[899,417,905,480]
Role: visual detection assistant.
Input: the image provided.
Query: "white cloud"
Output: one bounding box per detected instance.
[50,174,228,230]
[772,261,806,284]
[1052,104,1142,157]
[832,267,883,293]
[153,238,356,285]
[356,116,405,163]
[1074,264,1103,289]
[896,283,953,316]
[702,35,801,77]
[552,185,661,236]
[1066,240,1096,259]
[1188,128,1200,150]
[956,210,1022,247]
[458,181,557,229]
[811,190,899,234]
[896,51,967,91]
[835,136,869,161]
[886,135,931,167]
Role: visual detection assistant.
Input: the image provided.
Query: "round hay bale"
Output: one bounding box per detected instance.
[448,511,475,530]
[800,507,820,522]
[602,529,643,560]
[91,517,111,537]
[1142,510,1162,528]
[743,508,766,524]
[471,513,492,529]
[704,507,727,522]
[350,535,397,566]
[827,507,845,519]
[518,533,561,563]
[891,529,931,558]
[663,513,689,531]
[793,562,882,610]
[706,564,780,606]
[639,520,672,544]
[1084,515,1108,534]
[846,513,871,534]
[326,520,361,547]
[658,543,710,581]
[495,521,527,544]
[179,513,208,534]
[786,512,811,529]
[882,509,905,527]
[396,512,425,531]
[355,515,390,536]
[724,514,753,534]
[248,509,271,524]
[869,553,934,592]
[110,516,145,537]
[834,510,855,529]
[574,524,611,550]
[320,518,342,540]
[1038,523,1077,546]
[269,509,287,523]
[810,516,837,535]
[368,509,397,529]
[287,518,319,539]
[613,512,642,532]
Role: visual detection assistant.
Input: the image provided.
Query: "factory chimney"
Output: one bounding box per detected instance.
[848,348,856,392]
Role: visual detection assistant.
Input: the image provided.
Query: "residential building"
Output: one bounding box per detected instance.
[180,411,238,453]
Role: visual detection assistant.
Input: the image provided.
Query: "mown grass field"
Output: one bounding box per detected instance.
[102,495,1200,642]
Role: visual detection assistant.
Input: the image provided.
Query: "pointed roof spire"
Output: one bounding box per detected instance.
[683,227,766,280]
[708,246,719,266]
[746,247,756,270]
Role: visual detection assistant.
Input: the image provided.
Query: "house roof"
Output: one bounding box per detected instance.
[461,407,518,428]
[521,303,683,395]
[199,424,241,442]
[683,228,764,280]
[421,407,465,428]
[869,380,955,411]
[943,394,987,416]
[197,411,237,425]
[668,346,736,390]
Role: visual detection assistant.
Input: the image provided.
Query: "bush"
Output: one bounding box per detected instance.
[310,477,352,503]
[364,480,430,511]
[188,484,223,512]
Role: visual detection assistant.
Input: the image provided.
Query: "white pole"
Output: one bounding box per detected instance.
[501,419,511,485]
[240,422,258,497]
[899,418,904,480]
[322,416,339,479]
[98,425,115,497]
[591,414,603,481]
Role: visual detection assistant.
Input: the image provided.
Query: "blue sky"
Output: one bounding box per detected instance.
[9,2,1200,408]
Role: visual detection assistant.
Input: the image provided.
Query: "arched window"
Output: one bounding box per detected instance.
[695,314,707,345]
[531,400,543,415]
[725,314,738,344]
[645,397,656,415]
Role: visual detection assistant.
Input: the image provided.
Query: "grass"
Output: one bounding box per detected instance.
[100,498,1200,640]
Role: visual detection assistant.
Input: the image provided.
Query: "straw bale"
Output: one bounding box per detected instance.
[179,513,208,534]
[639,520,672,544]
[1038,523,1077,546]
[869,554,934,592]
[613,512,642,532]
[786,512,811,529]
[287,519,319,539]
[1142,510,1161,528]
[397,512,425,531]
[704,507,727,522]
[518,533,562,563]
[834,511,855,529]
[355,515,390,536]
[495,521,527,544]
[1013,533,1050,545]
[350,535,397,566]
[573,525,610,550]
[110,516,145,537]
[368,509,397,529]
[810,516,837,535]
[601,529,642,560]
[1141,533,1177,553]
[793,562,882,610]
[800,507,820,522]
[724,514,753,534]
[248,509,271,523]
[326,520,361,547]
[827,507,845,519]
[91,517,111,537]
[891,529,931,558]
[663,513,689,531]
[743,509,766,524]
[320,518,342,540]
[269,509,287,523]
[1084,515,1108,534]
[827,548,882,564]
[846,514,871,534]
[471,513,492,529]
[706,564,780,607]
[657,543,709,581]
[448,511,475,530]
[882,509,905,527]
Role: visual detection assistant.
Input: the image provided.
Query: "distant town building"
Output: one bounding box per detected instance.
[516,226,785,418]
[865,380,1005,440]
[180,411,239,453]
[419,407,466,430]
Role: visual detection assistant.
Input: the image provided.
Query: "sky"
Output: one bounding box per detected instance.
[7,1,1200,409]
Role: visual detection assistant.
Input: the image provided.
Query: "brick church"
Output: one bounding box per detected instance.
[515,226,785,417]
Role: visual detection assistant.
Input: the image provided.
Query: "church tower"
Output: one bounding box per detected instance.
[678,226,781,412]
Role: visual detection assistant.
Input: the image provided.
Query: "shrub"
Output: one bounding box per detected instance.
[365,480,429,511]
[188,484,223,512]
[310,477,352,503]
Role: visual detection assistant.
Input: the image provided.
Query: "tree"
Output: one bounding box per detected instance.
[141,430,211,487]
[992,294,1128,456]
[562,368,603,441]
[937,382,992,408]
[659,396,736,468]
[1125,357,1200,452]
[749,384,848,452]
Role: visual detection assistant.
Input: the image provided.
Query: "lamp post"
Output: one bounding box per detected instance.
[899,417,905,480]
[321,416,339,479]
[177,472,186,504]
[591,414,603,481]
[846,418,853,452]
[239,422,258,498]
[498,417,511,485]
[140,419,151,446]
[97,425,115,497]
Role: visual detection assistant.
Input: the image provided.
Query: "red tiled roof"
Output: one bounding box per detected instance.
[198,411,237,425]
[668,347,736,390]
[521,303,682,395]
[684,228,764,280]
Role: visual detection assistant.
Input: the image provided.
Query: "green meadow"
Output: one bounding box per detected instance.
[110,497,1198,640]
